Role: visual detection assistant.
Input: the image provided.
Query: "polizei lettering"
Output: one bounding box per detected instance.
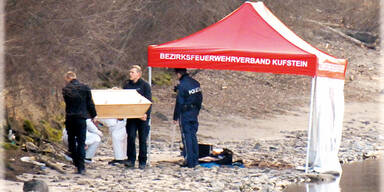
[188,87,201,95]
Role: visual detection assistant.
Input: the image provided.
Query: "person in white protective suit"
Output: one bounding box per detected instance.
[97,118,128,165]
[62,119,103,163]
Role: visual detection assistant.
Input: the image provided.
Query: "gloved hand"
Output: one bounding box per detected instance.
[174,84,179,92]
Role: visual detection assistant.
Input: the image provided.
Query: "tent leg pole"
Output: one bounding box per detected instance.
[148,67,152,166]
[305,76,316,173]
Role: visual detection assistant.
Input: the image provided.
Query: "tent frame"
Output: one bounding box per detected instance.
[147,67,316,172]
[144,2,346,172]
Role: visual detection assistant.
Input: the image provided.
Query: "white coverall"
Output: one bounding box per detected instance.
[98,119,127,160]
[62,119,103,159]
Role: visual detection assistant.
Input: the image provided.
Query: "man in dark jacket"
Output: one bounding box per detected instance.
[123,65,152,169]
[173,68,202,168]
[62,71,97,174]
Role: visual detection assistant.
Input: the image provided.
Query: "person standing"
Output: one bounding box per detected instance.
[123,65,152,169]
[173,68,202,168]
[62,71,97,174]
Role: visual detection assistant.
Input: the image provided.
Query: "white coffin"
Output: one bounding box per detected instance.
[91,89,152,119]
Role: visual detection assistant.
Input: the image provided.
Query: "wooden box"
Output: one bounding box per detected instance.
[91,89,152,119]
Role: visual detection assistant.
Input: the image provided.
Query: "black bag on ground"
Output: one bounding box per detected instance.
[198,144,212,158]
[211,148,233,165]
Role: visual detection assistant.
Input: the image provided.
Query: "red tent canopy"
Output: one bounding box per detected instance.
[148,1,346,79]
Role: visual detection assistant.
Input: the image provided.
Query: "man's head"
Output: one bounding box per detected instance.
[129,65,142,82]
[174,68,187,79]
[64,71,76,83]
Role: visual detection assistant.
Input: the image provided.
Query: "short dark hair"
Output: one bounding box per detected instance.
[174,68,187,74]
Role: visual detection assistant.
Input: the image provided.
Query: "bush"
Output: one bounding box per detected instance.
[153,71,172,86]
[1,142,19,150]
[40,120,62,142]
[23,120,40,137]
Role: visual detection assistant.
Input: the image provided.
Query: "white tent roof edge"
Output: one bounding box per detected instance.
[250,1,342,64]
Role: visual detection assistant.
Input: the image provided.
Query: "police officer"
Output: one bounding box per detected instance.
[62,71,97,175]
[123,65,152,169]
[173,68,202,168]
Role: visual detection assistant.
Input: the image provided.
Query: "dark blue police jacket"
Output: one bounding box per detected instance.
[173,74,203,122]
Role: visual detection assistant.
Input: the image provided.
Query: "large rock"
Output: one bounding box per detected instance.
[23,179,49,192]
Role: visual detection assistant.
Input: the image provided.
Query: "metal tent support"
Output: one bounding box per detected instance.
[148,66,152,166]
[305,76,317,173]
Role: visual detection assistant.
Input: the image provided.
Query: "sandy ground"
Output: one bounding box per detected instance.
[154,97,383,145]
[198,108,310,142]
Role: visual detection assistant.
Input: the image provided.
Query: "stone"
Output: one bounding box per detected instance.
[23,179,49,192]
[306,173,338,183]
[40,143,55,153]
[25,142,39,152]
[154,111,168,121]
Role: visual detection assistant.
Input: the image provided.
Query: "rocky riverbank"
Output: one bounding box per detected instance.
[1,99,383,192]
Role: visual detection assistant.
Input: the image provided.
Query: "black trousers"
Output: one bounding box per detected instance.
[126,118,150,165]
[65,117,87,171]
